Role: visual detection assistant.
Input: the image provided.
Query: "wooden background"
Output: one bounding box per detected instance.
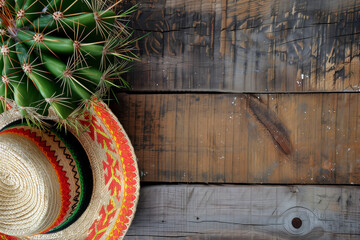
[126,185,360,239]
[127,0,360,92]
[112,0,360,238]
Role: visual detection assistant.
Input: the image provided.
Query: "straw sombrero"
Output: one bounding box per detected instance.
[0,100,139,239]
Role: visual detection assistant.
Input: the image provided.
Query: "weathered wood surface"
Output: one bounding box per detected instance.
[113,92,360,184]
[128,0,360,92]
[127,185,360,239]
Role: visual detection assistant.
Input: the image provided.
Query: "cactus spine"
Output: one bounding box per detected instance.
[0,0,136,123]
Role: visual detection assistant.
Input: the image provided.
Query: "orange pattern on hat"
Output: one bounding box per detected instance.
[0,234,18,240]
[86,102,138,240]
[85,113,121,239]
[104,152,122,201]
[85,114,116,153]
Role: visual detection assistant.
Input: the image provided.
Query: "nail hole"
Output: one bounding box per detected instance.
[291,217,302,229]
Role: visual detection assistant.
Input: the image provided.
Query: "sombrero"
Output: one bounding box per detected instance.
[0,100,139,239]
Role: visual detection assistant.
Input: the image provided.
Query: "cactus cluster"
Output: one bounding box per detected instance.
[0,0,137,124]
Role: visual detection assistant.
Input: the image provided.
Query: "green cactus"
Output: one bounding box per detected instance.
[0,0,137,123]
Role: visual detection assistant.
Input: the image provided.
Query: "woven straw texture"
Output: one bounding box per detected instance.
[0,134,61,236]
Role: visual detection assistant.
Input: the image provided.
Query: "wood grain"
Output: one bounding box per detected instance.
[113,92,360,184]
[128,0,360,92]
[127,185,360,239]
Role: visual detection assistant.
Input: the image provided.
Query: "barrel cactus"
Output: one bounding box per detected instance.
[0,0,137,125]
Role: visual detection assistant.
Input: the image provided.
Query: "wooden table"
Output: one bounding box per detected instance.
[112,0,360,238]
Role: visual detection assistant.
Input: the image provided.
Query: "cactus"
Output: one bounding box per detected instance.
[0,0,137,124]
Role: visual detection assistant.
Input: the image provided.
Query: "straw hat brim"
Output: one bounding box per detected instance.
[0,100,140,240]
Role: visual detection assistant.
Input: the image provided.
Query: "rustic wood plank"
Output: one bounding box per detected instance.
[128,0,360,92]
[112,92,360,184]
[127,185,360,239]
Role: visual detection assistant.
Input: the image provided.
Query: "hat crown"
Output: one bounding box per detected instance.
[0,171,16,187]
[0,133,61,237]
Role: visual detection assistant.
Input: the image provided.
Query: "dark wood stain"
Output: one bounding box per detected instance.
[248,95,292,155]
[128,0,360,92]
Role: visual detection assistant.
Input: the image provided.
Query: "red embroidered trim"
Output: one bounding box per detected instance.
[0,234,18,240]
[87,102,138,239]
